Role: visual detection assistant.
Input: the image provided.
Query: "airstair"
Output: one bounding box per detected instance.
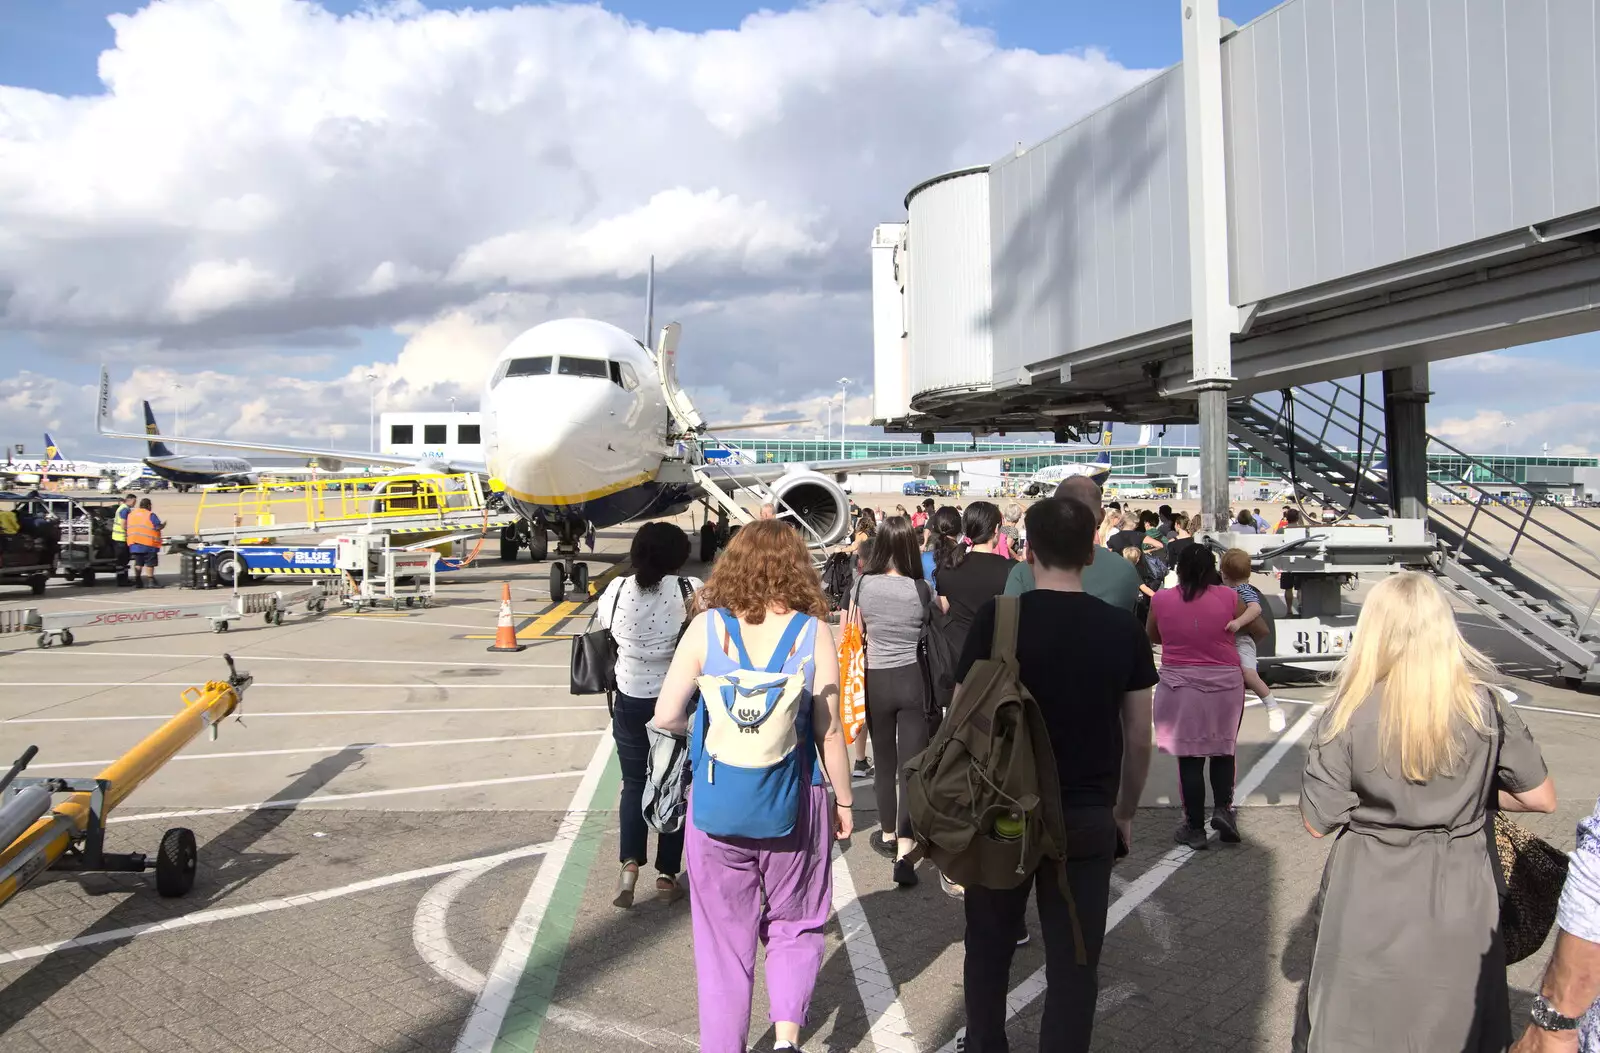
[1228,381,1600,685]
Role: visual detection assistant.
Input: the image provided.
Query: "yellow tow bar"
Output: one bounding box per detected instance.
[0,655,253,910]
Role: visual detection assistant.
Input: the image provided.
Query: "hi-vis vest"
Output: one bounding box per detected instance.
[125,508,161,549]
[112,504,131,543]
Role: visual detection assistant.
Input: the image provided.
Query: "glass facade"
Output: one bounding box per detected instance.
[722,439,1598,482]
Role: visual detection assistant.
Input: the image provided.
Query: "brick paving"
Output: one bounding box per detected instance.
[2,547,1597,1052]
[4,780,1594,1052]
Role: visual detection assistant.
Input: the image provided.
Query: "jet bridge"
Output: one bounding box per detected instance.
[872,0,1600,682]
[873,0,1600,436]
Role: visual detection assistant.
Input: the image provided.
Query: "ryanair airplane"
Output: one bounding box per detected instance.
[99,305,1148,598]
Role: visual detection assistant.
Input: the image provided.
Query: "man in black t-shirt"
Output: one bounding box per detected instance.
[953,496,1157,1053]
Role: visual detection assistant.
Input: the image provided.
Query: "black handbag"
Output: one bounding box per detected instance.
[570,586,622,696]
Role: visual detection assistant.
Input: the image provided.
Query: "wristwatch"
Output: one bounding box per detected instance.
[1530,994,1580,1032]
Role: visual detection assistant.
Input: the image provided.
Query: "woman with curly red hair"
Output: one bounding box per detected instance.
[654,520,854,1053]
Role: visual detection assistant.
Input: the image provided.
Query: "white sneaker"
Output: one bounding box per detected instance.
[1264,701,1287,733]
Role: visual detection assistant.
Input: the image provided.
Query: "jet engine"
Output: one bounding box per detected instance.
[770,471,851,546]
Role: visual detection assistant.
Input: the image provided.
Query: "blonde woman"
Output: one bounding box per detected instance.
[1296,572,1556,1053]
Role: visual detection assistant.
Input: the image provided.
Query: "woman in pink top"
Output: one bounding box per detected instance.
[1147,544,1246,851]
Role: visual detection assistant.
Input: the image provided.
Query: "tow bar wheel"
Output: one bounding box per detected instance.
[156,827,198,897]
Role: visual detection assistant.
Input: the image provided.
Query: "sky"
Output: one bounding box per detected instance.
[0,0,1595,460]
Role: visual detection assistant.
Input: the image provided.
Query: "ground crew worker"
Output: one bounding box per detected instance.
[124,498,164,589]
[112,492,137,586]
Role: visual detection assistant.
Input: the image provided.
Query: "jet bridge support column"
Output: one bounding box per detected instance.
[1182,0,1237,533]
[1382,365,1431,521]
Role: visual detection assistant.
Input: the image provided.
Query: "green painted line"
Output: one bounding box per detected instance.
[492,753,621,1053]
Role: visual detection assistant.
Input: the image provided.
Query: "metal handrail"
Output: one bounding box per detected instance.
[1243,381,1600,642]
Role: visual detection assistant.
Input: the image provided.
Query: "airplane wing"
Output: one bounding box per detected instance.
[707,440,1154,488]
[95,367,488,476]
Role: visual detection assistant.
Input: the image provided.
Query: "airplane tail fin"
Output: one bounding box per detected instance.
[142,401,174,458]
[43,433,64,461]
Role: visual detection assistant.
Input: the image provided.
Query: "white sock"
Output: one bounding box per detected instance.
[1263,695,1280,708]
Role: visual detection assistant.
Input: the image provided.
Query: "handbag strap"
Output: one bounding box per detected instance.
[1483,689,1509,902]
[610,579,625,623]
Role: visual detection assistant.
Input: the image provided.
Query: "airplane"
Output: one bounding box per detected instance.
[134,402,260,491]
[0,434,143,488]
[1019,425,1153,496]
[97,314,1154,602]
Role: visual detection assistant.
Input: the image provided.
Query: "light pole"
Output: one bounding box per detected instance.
[367,373,379,452]
[837,377,852,459]
[172,381,184,436]
[823,399,832,451]
[1502,418,1516,459]
[448,396,458,414]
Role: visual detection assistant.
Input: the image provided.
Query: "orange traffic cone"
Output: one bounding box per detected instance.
[487,582,526,653]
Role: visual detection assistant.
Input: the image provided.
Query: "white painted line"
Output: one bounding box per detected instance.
[0,841,551,966]
[1511,702,1600,722]
[415,868,493,994]
[7,706,608,724]
[935,705,1326,1053]
[544,1005,701,1051]
[41,729,603,770]
[416,863,703,1051]
[831,843,917,1053]
[454,733,614,1052]
[108,771,585,824]
[2,650,569,669]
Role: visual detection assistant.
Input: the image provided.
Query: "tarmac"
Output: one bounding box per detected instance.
[0,510,1597,1053]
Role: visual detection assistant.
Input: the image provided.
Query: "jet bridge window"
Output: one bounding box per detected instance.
[423,424,447,444]
[557,357,610,380]
[390,424,414,444]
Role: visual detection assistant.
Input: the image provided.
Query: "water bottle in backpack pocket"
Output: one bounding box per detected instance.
[689,609,816,839]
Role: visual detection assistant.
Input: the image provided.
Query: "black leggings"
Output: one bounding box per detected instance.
[866,663,930,839]
[1177,754,1236,829]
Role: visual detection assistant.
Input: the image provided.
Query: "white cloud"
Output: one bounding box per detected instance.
[1431,404,1600,458]
[0,0,1152,345]
[166,258,293,320]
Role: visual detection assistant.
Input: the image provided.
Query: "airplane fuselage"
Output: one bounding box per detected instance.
[480,318,694,534]
[145,456,256,488]
[1024,461,1113,496]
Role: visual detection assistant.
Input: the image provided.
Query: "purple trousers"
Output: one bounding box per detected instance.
[686,781,833,1053]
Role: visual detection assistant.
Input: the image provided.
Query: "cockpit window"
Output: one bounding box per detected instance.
[505,356,553,377]
[558,357,609,379]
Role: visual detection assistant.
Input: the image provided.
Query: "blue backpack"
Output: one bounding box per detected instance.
[689,610,815,839]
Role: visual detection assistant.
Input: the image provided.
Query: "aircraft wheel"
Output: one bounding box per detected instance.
[155,828,198,897]
[549,562,566,604]
[572,563,589,596]
[526,527,548,563]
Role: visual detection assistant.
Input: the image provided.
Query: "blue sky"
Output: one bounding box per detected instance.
[1,0,1595,457]
[1,1,1286,97]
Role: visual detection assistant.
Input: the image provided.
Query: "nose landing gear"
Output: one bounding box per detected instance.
[546,524,590,604]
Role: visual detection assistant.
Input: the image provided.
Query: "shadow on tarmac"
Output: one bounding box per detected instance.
[0,746,370,1039]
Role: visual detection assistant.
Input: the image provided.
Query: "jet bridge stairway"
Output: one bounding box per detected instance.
[1228,382,1600,685]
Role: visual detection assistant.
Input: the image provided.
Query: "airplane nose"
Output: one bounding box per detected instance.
[491,383,630,507]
